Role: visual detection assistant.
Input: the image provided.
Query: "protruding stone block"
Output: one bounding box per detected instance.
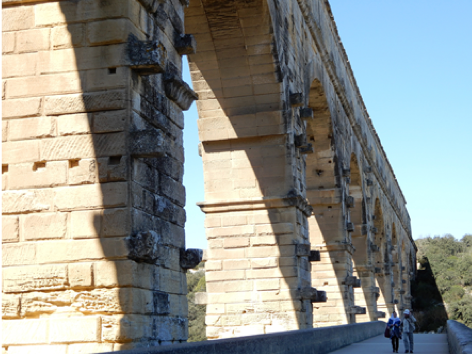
[309,250,321,262]
[180,248,203,269]
[300,287,327,303]
[289,92,303,107]
[126,230,161,264]
[348,306,366,315]
[127,33,166,74]
[343,276,361,288]
[299,144,314,154]
[175,34,197,55]
[164,75,198,111]
[300,107,314,120]
[346,222,354,232]
[346,196,355,208]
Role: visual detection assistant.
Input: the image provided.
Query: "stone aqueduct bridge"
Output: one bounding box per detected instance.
[2,0,416,351]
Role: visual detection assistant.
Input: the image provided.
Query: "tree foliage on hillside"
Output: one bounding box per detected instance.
[186,264,206,342]
[414,234,472,329]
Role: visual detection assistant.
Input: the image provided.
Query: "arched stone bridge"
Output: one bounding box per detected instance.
[2,0,416,351]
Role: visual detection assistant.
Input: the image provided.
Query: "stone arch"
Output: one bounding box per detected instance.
[304,78,354,326]
[186,0,316,339]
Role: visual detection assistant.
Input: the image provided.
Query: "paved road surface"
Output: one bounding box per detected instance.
[329,334,449,354]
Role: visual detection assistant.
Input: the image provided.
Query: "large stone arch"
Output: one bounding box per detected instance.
[186,0,317,339]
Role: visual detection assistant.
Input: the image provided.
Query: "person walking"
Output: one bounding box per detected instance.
[387,311,402,353]
[401,309,417,353]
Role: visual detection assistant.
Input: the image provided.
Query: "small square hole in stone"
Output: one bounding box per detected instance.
[109,156,122,165]
[2,165,8,174]
[33,162,46,171]
[108,67,117,75]
[69,159,80,168]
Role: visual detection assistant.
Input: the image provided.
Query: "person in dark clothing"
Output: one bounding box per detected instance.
[387,311,402,353]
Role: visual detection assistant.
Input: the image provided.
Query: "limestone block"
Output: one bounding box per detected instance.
[223,259,250,270]
[69,159,100,185]
[223,237,249,248]
[49,316,101,343]
[2,140,40,165]
[70,210,101,239]
[205,260,222,271]
[17,29,50,53]
[44,90,126,115]
[93,260,153,290]
[250,236,277,246]
[68,344,113,354]
[7,345,67,354]
[101,314,153,342]
[53,182,128,211]
[8,117,55,142]
[2,319,48,345]
[2,53,38,79]
[102,208,131,237]
[255,279,280,291]
[3,32,15,54]
[7,73,82,99]
[3,264,68,293]
[2,215,19,243]
[246,266,297,279]
[205,248,245,260]
[36,238,128,264]
[87,18,139,46]
[2,98,41,118]
[180,248,203,269]
[92,110,126,133]
[69,263,93,288]
[37,45,126,74]
[246,245,295,258]
[2,243,37,266]
[250,257,278,269]
[158,268,185,294]
[33,0,140,27]
[153,316,188,341]
[86,67,129,92]
[23,212,68,240]
[2,294,21,319]
[56,113,91,136]
[9,161,67,190]
[52,24,85,49]
[2,119,8,142]
[20,292,65,317]
[40,132,126,161]
[206,280,253,293]
[2,189,53,214]
[2,6,34,31]
[71,288,153,314]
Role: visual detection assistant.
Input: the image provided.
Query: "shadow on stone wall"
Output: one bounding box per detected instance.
[412,256,448,332]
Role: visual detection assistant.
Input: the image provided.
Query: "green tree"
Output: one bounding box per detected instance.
[186,264,207,342]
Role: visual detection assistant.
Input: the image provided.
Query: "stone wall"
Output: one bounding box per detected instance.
[2,0,416,350]
[2,0,197,352]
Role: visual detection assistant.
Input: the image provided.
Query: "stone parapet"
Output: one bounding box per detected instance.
[101,321,386,354]
[447,320,472,354]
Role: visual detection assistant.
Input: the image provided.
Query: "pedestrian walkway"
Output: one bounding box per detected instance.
[328,334,449,353]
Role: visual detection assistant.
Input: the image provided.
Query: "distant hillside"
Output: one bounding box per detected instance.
[413,234,472,331]
[186,264,206,342]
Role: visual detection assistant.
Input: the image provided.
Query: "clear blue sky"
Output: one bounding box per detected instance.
[182,1,472,249]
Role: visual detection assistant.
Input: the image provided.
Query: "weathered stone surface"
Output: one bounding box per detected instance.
[2,319,48,345]
[2,215,19,243]
[3,264,68,293]
[2,294,21,318]
[126,230,161,264]
[180,248,203,269]
[49,316,101,343]
[127,33,166,74]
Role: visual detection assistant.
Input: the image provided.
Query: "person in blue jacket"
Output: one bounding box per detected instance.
[387,311,402,353]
